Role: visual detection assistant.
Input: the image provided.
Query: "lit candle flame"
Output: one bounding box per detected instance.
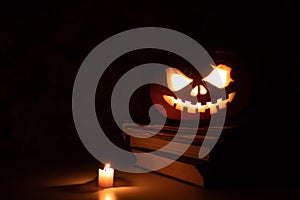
[104,163,110,170]
[98,163,114,188]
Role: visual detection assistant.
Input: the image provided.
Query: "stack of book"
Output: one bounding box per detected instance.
[122,122,233,188]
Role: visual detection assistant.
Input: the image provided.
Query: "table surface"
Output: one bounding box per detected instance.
[1,148,299,200]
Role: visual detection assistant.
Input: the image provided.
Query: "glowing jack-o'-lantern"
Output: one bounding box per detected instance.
[150,58,249,121]
[163,64,235,114]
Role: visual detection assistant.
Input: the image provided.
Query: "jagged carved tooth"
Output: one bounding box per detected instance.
[175,99,184,111]
[185,101,197,113]
[218,99,227,110]
[207,102,218,114]
[184,100,191,104]
[197,102,207,113]
[182,100,191,108]
[187,107,197,113]
[181,100,188,107]
[217,98,223,104]
[196,102,201,112]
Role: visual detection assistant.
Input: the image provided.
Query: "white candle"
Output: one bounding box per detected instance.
[98,163,114,188]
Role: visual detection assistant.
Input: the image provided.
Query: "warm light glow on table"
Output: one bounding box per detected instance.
[98,163,114,188]
[98,190,117,200]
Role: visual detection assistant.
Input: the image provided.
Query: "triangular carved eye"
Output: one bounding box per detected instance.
[203,64,234,88]
[166,68,193,92]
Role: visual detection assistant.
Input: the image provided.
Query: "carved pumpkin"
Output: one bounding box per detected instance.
[150,50,251,122]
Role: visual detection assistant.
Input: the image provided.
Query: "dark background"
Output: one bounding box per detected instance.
[1,0,300,192]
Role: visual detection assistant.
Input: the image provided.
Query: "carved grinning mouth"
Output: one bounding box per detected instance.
[163,92,236,114]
